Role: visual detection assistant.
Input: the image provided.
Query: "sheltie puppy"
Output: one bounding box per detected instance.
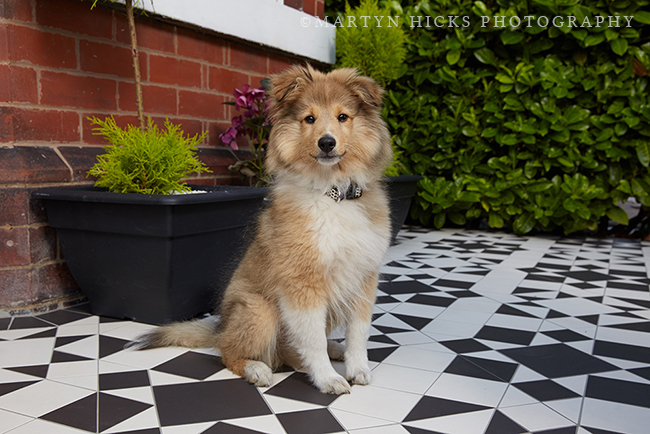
[130,64,393,394]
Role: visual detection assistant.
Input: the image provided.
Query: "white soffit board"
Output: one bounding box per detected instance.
[124,0,336,64]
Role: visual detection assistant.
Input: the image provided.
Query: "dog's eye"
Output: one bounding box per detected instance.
[304,115,315,124]
[338,114,349,122]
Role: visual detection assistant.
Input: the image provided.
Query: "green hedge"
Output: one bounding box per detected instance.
[383,0,650,234]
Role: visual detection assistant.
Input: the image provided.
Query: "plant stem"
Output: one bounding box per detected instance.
[125,0,145,130]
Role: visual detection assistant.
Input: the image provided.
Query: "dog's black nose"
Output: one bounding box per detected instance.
[318,136,336,153]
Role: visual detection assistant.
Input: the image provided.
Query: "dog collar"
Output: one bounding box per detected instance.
[325,184,363,203]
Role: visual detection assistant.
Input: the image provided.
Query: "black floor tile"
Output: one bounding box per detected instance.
[439,339,491,354]
[0,380,39,398]
[542,329,590,342]
[379,280,438,295]
[484,410,528,434]
[276,408,344,434]
[513,379,580,401]
[586,376,650,408]
[265,372,338,406]
[203,423,265,433]
[403,396,490,421]
[152,351,225,380]
[501,344,618,378]
[99,370,150,390]
[476,326,536,346]
[593,340,650,364]
[153,379,271,426]
[100,335,132,358]
[40,393,97,432]
[6,364,49,378]
[406,294,455,308]
[36,309,90,326]
[9,316,53,329]
[444,356,503,382]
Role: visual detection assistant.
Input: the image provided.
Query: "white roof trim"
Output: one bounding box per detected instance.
[124,0,336,64]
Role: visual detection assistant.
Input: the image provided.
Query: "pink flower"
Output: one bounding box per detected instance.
[219,126,239,150]
[232,115,244,129]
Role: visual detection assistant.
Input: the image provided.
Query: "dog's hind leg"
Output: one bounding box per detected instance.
[218,295,279,387]
[327,340,345,361]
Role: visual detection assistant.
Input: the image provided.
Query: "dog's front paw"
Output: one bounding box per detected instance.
[315,374,351,395]
[346,366,371,385]
[244,361,273,387]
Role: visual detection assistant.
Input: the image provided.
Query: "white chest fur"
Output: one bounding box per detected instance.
[307,193,389,296]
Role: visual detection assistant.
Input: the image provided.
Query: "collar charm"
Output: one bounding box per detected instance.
[325,184,363,203]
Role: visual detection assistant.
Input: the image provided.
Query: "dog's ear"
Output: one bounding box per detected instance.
[349,75,384,108]
[269,64,314,104]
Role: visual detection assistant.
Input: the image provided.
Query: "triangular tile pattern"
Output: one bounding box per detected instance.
[0,228,649,433]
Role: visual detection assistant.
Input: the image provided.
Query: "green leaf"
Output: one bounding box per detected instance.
[434,212,445,229]
[488,212,504,228]
[500,31,524,45]
[636,141,650,167]
[610,38,628,56]
[513,213,535,234]
[584,34,605,47]
[474,47,497,66]
[634,11,650,25]
[606,207,629,225]
[446,49,461,65]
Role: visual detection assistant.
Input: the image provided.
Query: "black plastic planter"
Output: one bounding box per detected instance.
[32,185,267,324]
[384,174,422,243]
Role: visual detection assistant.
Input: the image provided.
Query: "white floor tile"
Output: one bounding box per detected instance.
[0,379,93,418]
[381,346,455,372]
[370,363,440,395]
[330,385,421,423]
[425,373,508,407]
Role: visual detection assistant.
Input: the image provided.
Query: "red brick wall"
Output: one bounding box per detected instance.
[0,0,322,312]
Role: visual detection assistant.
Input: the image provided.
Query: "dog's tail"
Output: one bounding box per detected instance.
[126,316,220,351]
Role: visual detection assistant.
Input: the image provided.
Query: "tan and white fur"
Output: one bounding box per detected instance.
[130,64,393,394]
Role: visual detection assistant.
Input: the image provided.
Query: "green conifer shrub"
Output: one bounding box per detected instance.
[87,117,211,195]
[335,0,407,86]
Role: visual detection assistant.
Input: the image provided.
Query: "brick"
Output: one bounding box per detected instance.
[36,0,112,39]
[0,24,7,61]
[8,24,76,69]
[0,0,33,21]
[284,0,303,12]
[208,67,249,95]
[0,227,30,267]
[316,0,324,19]
[178,90,224,119]
[177,28,224,64]
[154,117,205,142]
[0,65,38,103]
[29,188,50,224]
[116,15,175,53]
[82,113,139,145]
[149,54,202,88]
[80,40,147,79]
[230,43,268,74]
[0,146,71,183]
[0,107,13,142]
[118,82,177,115]
[0,269,31,307]
[58,146,106,182]
[269,55,294,74]
[29,226,57,264]
[41,71,117,111]
[303,0,315,16]
[32,263,81,302]
[0,188,28,226]
[10,108,80,143]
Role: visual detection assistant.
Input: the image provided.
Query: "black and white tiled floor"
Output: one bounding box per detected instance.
[1,228,650,434]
